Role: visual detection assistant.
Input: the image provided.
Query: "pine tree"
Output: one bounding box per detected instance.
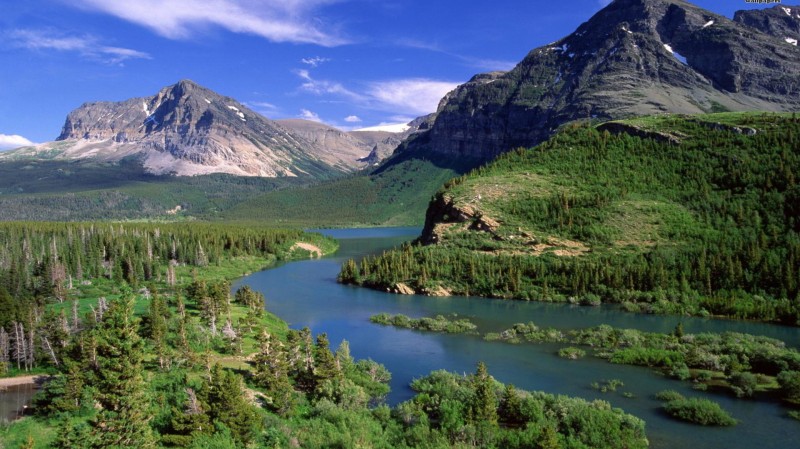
[470,362,498,425]
[88,294,156,449]
[162,388,211,447]
[313,333,340,395]
[252,330,294,414]
[148,291,169,369]
[202,364,260,446]
[499,383,523,426]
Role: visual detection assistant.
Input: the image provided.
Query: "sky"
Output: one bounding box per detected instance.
[0,0,776,149]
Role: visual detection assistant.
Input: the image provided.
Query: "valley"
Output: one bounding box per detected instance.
[1,0,799,448]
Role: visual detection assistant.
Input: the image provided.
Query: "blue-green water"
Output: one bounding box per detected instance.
[237,227,799,449]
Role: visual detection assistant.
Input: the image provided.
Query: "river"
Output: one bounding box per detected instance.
[234,227,800,449]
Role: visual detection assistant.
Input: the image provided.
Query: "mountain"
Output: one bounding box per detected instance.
[388,0,800,165]
[276,116,428,168]
[0,80,373,177]
[734,4,800,44]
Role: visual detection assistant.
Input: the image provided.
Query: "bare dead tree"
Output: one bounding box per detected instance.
[41,336,59,367]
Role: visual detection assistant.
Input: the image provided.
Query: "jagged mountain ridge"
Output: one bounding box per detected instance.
[3,80,407,177]
[734,4,800,44]
[390,0,800,164]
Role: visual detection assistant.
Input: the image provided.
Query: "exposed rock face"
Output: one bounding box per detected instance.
[393,0,800,165]
[5,80,374,177]
[734,5,800,43]
[419,193,501,245]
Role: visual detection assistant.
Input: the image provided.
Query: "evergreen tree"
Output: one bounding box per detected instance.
[469,362,498,426]
[202,364,261,446]
[499,383,523,426]
[252,330,294,414]
[88,294,157,449]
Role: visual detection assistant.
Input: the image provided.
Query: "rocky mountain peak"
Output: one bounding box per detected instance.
[390,0,800,165]
[734,4,800,44]
[19,80,383,177]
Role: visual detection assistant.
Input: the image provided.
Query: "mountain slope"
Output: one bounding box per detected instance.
[387,0,800,165]
[1,80,370,178]
[734,4,800,44]
[340,112,800,324]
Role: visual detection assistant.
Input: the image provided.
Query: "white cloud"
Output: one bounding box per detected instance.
[395,39,515,71]
[69,0,347,46]
[344,115,361,123]
[245,101,280,117]
[294,70,459,116]
[598,0,613,7]
[9,29,151,64]
[367,79,458,115]
[295,69,364,101]
[302,56,331,67]
[299,109,322,122]
[461,56,517,71]
[0,134,36,151]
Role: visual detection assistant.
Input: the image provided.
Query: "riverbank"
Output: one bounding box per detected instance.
[0,376,48,389]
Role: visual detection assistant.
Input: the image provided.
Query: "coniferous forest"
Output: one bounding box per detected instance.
[339,113,800,324]
[0,221,647,448]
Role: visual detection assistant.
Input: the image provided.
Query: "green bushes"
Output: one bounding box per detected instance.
[558,347,586,359]
[662,397,738,426]
[370,313,477,334]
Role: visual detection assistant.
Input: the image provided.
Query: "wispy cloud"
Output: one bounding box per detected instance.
[302,56,331,67]
[395,38,516,71]
[459,56,517,72]
[299,109,322,122]
[0,134,36,151]
[295,69,364,101]
[598,0,613,7]
[9,29,150,64]
[69,0,347,46]
[245,101,281,117]
[344,115,361,123]
[294,70,459,116]
[366,79,458,115]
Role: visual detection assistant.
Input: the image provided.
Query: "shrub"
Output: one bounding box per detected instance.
[558,347,587,360]
[655,390,685,402]
[662,398,737,426]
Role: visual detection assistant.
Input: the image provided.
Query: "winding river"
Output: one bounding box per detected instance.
[235,227,800,449]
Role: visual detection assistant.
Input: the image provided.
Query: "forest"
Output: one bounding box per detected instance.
[339,113,800,324]
[0,221,649,448]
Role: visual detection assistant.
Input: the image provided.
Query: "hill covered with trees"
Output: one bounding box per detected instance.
[340,112,800,324]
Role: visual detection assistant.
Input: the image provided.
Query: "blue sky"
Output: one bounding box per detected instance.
[0,0,771,148]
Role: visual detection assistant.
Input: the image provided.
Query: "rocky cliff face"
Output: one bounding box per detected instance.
[734,4,800,44]
[394,0,800,164]
[6,80,373,177]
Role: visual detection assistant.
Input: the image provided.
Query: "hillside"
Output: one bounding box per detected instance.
[340,112,800,324]
[221,152,469,227]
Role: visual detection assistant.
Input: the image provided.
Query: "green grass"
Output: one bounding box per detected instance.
[0,415,57,449]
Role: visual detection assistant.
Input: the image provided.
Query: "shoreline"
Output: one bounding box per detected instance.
[0,375,48,388]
